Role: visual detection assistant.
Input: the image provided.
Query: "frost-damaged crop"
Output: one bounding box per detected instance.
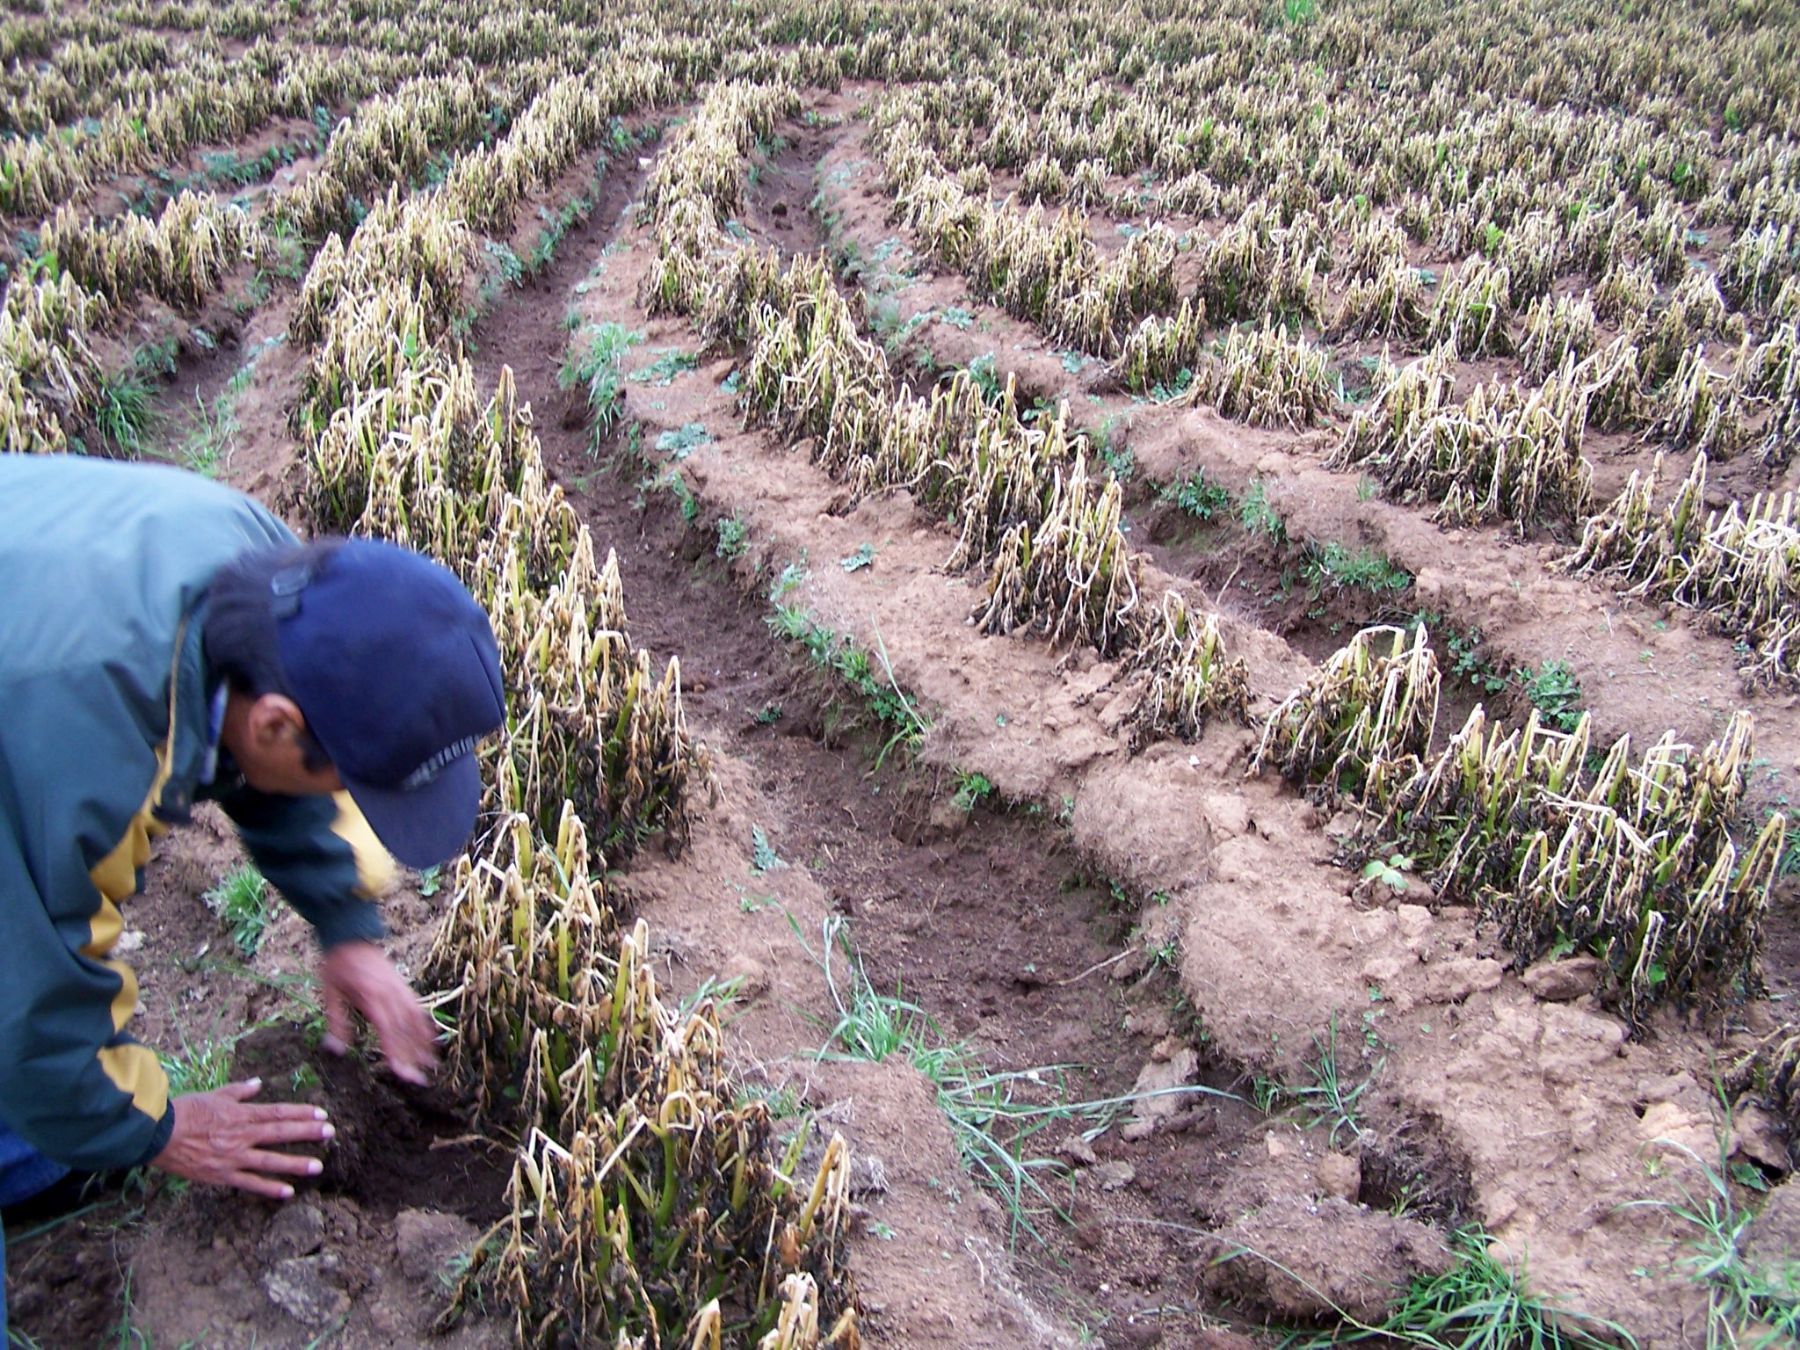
[1563,452,1798,684]
[0,270,106,455]
[1253,624,1440,801]
[1255,626,1785,1022]
[870,96,1178,357]
[41,191,262,310]
[283,65,863,1346]
[427,813,857,1347]
[644,79,1251,740]
[1130,592,1251,748]
[1332,350,1595,530]
[1178,318,1335,429]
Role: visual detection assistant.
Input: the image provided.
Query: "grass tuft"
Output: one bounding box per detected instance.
[559,321,643,449]
[797,915,1237,1250]
[91,365,158,458]
[1281,1226,1636,1348]
[1623,1097,1800,1348]
[1292,1016,1379,1146]
[158,1034,235,1098]
[204,863,269,956]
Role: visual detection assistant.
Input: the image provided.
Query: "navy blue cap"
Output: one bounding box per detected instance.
[271,539,506,869]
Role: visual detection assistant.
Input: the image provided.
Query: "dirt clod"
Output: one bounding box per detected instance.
[1742,1181,1800,1288]
[1130,1046,1199,1121]
[257,1201,326,1261]
[394,1209,478,1284]
[1059,1136,1099,1166]
[263,1254,351,1327]
[1315,1151,1362,1202]
[1092,1161,1137,1191]
[1202,1196,1453,1324]
[1522,955,1603,1001]
[1731,1106,1792,1174]
[1420,957,1505,1002]
[718,950,770,1000]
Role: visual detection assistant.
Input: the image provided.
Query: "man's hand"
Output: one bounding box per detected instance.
[153,1079,333,1200]
[318,940,439,1086]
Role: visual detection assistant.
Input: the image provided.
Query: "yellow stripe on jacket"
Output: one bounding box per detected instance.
[329,791,394,900]
[79,624,188,1122]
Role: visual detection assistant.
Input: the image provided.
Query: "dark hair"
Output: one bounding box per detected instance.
[204,539,342,773]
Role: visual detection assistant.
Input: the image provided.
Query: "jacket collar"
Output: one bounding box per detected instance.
[150,609,215,826]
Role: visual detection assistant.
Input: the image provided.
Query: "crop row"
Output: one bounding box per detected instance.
[859,93,1798,679]
[1,65,547,462]
[1255,625,1787,1023]
[281,65,858,1347]
[1566,453,1798,683]
[0,44,393,217]
[896,62,1793,250]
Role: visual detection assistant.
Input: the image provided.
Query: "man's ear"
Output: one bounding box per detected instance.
[246,693,308,751]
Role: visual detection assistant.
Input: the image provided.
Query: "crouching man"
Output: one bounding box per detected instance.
[0,455,507,1333]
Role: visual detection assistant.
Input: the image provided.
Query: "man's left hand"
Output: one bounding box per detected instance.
[318,941,439,1086]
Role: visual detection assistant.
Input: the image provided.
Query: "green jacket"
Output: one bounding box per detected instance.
[0,455,392,1172]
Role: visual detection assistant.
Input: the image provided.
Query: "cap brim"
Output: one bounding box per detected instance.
[341,753,483,871]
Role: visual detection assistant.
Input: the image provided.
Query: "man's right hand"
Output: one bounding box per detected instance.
[151,1078,334,1200]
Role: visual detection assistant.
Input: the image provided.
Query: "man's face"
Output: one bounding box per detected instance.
[221,693,345,796]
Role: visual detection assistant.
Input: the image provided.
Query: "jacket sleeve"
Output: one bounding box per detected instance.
[0,668,176,1172]
[215,787,394,949]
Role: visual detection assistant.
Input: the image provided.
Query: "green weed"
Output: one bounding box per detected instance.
[658,468,701,522]
[158,1035,234,1097]
[799,917,1079,1248]
[91,359,160,458]
[1301,541,1413,595]
[655,422,710,456]
[1292,1016,1378,1146]
[524,192,592,275]
[1239,477,1287,543]
[482,240,524,287]
[768,559,808,602]
[1622,1098,1800,1348]
[204,863,269,957]
[951,770,995,813]
[1161,470,1233,521]
[766,607,929,767]
[715,513,750,560]
[1148,367,1196,402]
[1095,415,1135,482]
[558,322,643,448]
[968,352,1003,402]
[751,826,786,874]
[1361,853,1414,893]
[1516,659,1584,732]
[631,348,700,385]
[1284,1226,1636,1348]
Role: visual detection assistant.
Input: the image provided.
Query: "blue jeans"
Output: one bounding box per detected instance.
[0,1122,70,1338]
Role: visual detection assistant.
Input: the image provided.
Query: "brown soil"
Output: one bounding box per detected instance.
[230,1024,510,1221]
